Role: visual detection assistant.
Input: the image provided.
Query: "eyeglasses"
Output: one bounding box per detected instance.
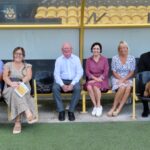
[14,53,23,56]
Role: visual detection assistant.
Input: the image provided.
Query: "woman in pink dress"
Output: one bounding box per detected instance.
[85,42,110,117]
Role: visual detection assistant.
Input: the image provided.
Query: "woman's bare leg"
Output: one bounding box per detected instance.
[93,86,101,107]
[108,87,125,116]
[25,109,33,120]
[87,85,96,107]
[117,86,131,113]
[13,115,21,134]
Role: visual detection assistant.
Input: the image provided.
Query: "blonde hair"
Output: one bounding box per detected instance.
[118,41,129,51]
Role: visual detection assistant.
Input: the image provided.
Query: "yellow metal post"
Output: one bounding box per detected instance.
[79,0,86,62]
[81,91,87,113]
[79,0,88,114]
[132,78,136,120]
[34,80,39,120]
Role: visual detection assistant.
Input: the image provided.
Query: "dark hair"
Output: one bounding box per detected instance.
[13,47,25,58]
[13,47,26,76]
[91,42,102,53]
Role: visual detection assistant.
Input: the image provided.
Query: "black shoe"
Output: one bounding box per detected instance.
[142,111,149,117]
[68,111,75,121]
[58,111,65,121]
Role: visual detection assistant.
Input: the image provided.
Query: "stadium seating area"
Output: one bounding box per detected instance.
[35,5,150,24]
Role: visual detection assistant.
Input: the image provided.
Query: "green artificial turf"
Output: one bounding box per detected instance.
[0,122,150,150]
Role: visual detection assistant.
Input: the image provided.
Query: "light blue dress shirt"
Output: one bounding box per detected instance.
[0,60,3,74]
[0,60,4,89]
[54,54,83,86]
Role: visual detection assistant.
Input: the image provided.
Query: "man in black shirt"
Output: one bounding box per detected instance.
[138,52,150,72]
[138,51,150,117]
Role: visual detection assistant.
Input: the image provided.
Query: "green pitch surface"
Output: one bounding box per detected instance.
[0,122,150,150]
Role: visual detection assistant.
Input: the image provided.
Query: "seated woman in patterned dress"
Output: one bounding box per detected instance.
[0,59,4,97]
[107,41,136,117]
[3,47,37,134]
[85,42,110,117]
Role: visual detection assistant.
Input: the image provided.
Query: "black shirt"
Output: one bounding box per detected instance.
[138,52,150,72]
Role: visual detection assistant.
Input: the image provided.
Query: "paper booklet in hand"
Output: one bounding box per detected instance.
[15,82,29,97]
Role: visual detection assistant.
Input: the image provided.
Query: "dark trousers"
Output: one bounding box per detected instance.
[0,82,2,97]
[52,80,81,112]
[142,100,149,113]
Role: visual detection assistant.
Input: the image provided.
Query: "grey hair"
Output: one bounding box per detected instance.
[62,42,72,50]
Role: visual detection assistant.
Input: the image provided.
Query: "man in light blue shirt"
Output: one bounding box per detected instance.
[0,60,4,97]
[53,43,83,121]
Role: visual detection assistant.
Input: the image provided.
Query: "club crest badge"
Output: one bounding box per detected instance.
[3,6,16,20]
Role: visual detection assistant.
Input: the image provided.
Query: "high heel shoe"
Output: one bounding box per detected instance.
[27,118,38,124]
[13,122,21,134]
[27,116,38,124]
[112,109,120,117]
